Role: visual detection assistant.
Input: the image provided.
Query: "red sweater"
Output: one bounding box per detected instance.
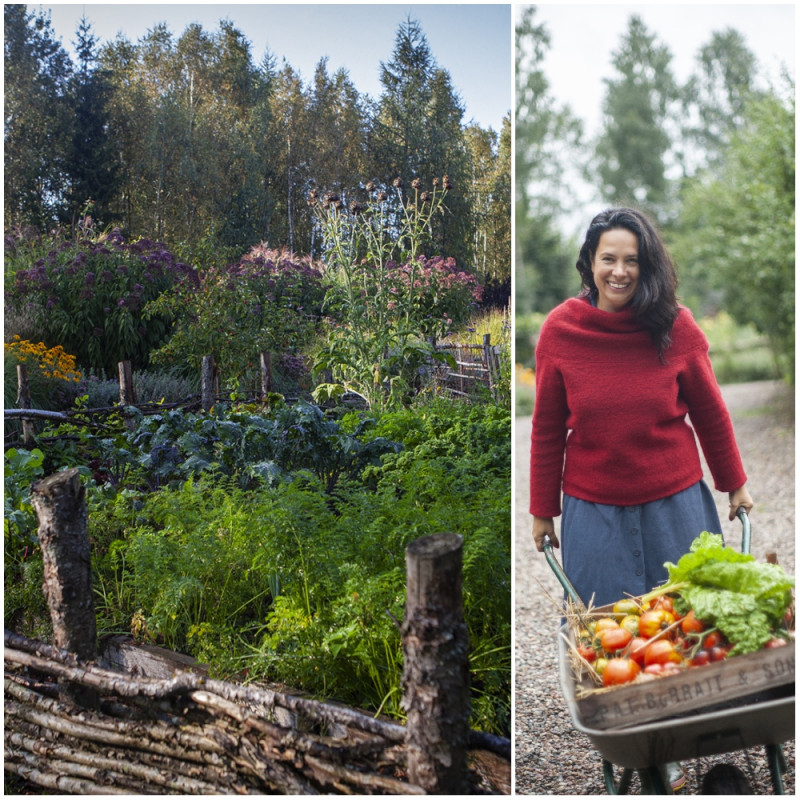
[529,297,746,517]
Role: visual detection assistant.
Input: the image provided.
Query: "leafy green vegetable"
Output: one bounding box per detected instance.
[663,531,794,655]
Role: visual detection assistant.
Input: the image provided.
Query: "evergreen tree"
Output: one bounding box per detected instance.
[593,15,680,214]
[680,28,760,174]
[67,15,120,228]
[4,5,74,228]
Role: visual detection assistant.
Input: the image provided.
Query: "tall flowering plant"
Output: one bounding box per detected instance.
[5,224,196,377]
[310,177,481,409]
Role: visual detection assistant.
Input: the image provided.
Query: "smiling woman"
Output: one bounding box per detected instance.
[528,206,754,609]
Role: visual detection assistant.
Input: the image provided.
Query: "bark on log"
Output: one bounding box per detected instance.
[402,533,470,794]
[30,468,98,708]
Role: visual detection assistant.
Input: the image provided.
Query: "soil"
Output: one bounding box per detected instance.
[514,379,795,795]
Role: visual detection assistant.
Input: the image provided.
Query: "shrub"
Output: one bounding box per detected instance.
[5,226,196,376]
[146,246,324,391]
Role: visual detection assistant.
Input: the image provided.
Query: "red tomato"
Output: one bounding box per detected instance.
[709,645,731,662]
[652,595,675,614]
[689,650,711,667]
[703,630,727,650]
[577,642,597,662]
[680,609,707,636]
[644,639,682,667]
[764,638,788,648]
[628,637,649,666]
[602,657,641,687]
[599,627,633,654]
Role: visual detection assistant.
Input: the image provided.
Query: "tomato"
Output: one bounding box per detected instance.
[689,650,711,667]
[639,609,675,638]
[577,642,597,662]
[644,639,682,667]
[628,637,649,666]
[602,657,641,687]
[619,614,640,636]
[703,630,727,650]
[709,645,730,662]
[765,637,788,648]
[599,627,633,654]
[652,595,675,614]
[680,609,707,636]
[643,663,665,675]
[595,657,609,676]
[612,598,641,621]
[594,617,621,633]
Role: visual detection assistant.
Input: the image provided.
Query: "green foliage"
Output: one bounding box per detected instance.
[4,449,51,639]
[7,399,510,734]
[672,87,795,382]
[146,246,325,390]
[5,226,196,376]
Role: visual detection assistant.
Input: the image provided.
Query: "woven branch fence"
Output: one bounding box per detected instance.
[4,469,509,794]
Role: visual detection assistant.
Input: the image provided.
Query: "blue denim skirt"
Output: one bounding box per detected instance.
[560,480,722,608]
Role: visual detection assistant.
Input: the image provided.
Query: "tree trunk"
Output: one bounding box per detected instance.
[402,533,470,794]
[201,355,216,412]
[30,468,98,708]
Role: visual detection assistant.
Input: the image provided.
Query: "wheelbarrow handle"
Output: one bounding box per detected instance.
[542,509,752,605]
[542,534,583,607]
[736,506,752,556]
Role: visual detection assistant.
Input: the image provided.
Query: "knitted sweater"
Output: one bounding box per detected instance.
[529,297,746,517]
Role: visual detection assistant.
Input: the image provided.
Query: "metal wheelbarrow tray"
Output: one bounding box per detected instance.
[544,511,794,792]
[557,625,794,769]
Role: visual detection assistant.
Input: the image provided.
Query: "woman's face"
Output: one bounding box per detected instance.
[591,228,640,313]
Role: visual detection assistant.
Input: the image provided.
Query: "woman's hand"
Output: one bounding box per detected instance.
[728,485,754,521]
[532,516,558,552]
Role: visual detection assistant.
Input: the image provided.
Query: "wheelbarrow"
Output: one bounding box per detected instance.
[543,509,795,794]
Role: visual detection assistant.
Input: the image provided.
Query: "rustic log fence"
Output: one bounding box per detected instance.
[4,469,510,794]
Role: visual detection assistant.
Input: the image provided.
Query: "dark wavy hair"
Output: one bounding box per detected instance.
[576,207,679,359]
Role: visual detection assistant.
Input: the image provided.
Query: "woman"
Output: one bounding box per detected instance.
[529,207,753,609]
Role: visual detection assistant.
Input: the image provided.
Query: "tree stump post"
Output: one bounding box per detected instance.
[201,355,216,411]
[260,351,273,398]
[30,468,98,708]
[118,360,136,430]
[16,363,35,446]
[402,533,470,794]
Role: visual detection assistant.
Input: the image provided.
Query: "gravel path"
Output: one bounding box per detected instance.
[514,380,795,795]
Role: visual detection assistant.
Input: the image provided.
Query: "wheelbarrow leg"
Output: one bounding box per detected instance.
[637,765,672,795]
[766,744,786,795]
[602,759,633,794]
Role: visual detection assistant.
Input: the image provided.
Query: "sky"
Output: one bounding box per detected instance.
[30,2,512,132]
[517,2,795,237]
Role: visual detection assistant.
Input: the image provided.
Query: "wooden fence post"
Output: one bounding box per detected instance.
[402,533,470,794]
[16,364,35,446]
[30,468,98,708]
[482,333,499,401]
[118,360,136,430]
[260,351,273,398]
[201,355,216,411]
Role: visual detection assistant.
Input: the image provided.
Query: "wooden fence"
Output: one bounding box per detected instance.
[4,469,509,794]
[431,334,506,402]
